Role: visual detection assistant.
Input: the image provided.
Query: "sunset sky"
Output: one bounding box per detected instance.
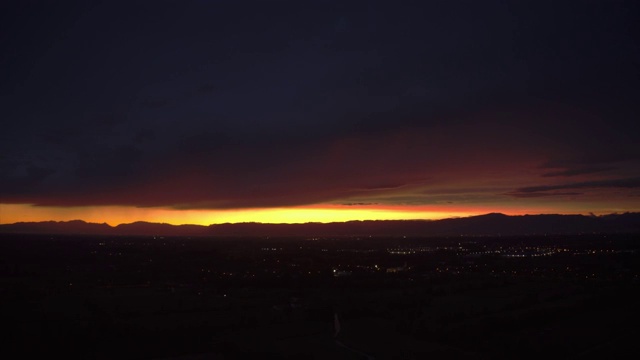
[1,1,639,225]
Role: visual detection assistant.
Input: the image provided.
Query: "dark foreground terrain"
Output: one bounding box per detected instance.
[1,233,638,359]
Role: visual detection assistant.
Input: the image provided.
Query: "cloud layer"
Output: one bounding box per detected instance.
[1,1,639,215]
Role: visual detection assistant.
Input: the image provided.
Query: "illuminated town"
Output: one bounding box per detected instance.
[2,233,637,358]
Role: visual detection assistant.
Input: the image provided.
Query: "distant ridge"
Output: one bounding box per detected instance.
[2,213,640,237]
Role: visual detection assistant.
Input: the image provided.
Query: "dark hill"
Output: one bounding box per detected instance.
[1,213,639,237]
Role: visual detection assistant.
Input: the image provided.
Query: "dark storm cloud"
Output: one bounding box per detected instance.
[541,166,616,178]
[355,183,408,191]
[506,192,583,199]
[0,161,56,193]
[508,177,640,198]
[1,1,639,209]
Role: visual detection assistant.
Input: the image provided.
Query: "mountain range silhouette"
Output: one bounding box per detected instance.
[2,213,639,237]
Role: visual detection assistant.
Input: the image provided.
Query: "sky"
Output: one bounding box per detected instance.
[1,0,639,225]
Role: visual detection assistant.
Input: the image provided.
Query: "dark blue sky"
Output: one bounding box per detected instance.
[2,0,639,215]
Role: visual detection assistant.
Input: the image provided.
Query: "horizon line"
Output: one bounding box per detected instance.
[2,211,635,228]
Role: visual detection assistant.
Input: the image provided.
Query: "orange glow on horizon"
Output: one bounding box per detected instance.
[0,202,596,226]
